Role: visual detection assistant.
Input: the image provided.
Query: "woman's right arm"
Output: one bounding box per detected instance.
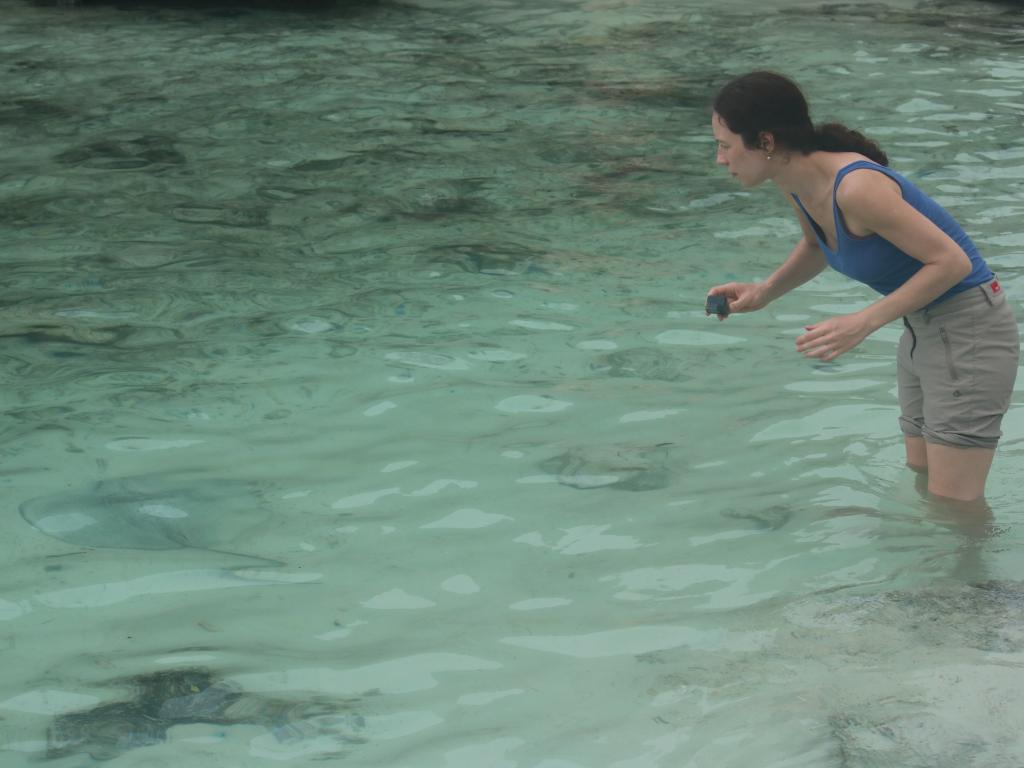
[707,195,828,314]
[761,236,828,303]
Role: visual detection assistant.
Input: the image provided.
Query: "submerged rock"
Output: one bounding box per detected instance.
[884,580,1024,653]
[643,579,1024,765]
[787,579,1024,654]
[827,705,994,768]
[47,668,366,761]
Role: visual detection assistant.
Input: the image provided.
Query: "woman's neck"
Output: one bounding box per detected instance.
[770,151,838,201]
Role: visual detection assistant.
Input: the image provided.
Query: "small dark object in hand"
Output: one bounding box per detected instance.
[705,294,730,317]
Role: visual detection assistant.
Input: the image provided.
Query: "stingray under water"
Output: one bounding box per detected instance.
[46,667,367,762]
[538,443,675,491]
[19,474,275,561]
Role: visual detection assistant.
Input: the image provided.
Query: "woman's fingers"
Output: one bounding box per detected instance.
[797,323,834,357]
[708,283,755,312]
[706,282,770,315]
[706,284,738,318]
[796,318,865,361]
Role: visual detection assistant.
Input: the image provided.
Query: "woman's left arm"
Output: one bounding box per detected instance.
[796,169,972,362]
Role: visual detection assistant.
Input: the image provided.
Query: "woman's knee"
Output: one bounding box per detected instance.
[904,436,928,472]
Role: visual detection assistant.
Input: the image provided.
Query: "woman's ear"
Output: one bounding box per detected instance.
[758,131,775,153]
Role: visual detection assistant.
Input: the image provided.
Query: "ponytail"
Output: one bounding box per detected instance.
[714,72,889,166]
[815,123,888,166]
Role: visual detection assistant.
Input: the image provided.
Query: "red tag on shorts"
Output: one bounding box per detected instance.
[992,279,1001,294]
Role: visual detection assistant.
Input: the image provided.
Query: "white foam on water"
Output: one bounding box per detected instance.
[496,395,572,413]
[364,400,397,417]
[332,488,401,510]
[509,319,574,331]
[509,598,572,611]
[288,318,334,333]
[384,352,471,370]
[619,409,683,423]
[34,512,97,533]
[422,509,510,529]
[382,460,419,473]
[139,504,189,519]
[407,479,478,497]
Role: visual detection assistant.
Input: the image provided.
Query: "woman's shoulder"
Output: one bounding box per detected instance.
[834,157,903,199]
[830,153,887,176]
[834,162,905,220]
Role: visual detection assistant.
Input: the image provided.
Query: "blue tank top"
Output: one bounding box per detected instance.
[791,160,992,306]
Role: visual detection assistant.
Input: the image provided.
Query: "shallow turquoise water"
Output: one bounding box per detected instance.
[2,0,1024,765]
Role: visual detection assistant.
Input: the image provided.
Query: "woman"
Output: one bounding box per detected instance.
[706,71,1019,503]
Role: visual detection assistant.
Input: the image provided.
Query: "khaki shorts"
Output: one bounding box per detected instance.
[898,280,1020,449]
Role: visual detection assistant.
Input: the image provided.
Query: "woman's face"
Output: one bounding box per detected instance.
[712,112,770,188]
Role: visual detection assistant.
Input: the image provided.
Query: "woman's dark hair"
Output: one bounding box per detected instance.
[713,71,888,166]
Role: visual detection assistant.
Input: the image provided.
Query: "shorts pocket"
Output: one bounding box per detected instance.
[938,327,959,382]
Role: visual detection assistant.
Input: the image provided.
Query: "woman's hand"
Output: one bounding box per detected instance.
[795,313,875,362]
[706,282,770,317]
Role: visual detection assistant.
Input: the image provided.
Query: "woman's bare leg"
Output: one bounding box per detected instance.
[904,436,928,474]
[923,443,996,502]
[904,438,996,581]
